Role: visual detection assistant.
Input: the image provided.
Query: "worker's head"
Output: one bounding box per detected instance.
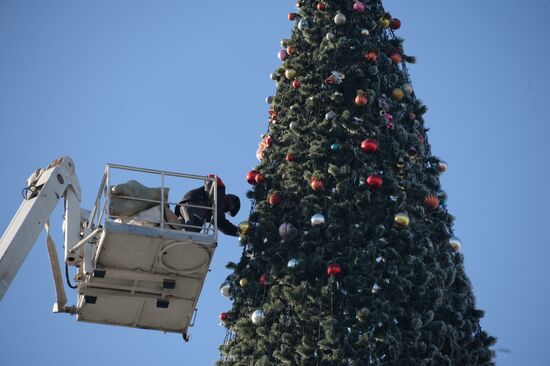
[225,194,240,217]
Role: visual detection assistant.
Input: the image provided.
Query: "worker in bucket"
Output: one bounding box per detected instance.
[174,175,240,236]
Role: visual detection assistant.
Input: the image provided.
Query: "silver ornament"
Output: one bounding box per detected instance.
[220,283,230,297]
[289,121,300,132]
[361,29,370,37]
[270,73,277,80]
[311,213,326,226]
[287,258,300,268]
[403,83,413,96]
[449,237,462,251]
[279,222,297,238]
[265,96,273,104]
[251,309,265,325]
[326,32,335,41]
[334,12,347,25]
[298,18,311,31]
[325,111,336,120]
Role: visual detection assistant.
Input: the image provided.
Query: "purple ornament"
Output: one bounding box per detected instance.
[278,49,289,61]
[353,1,366,13]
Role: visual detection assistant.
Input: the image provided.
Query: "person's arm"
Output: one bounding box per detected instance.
[216,214,239,237]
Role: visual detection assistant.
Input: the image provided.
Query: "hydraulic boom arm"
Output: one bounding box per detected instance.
[0,157,81,301]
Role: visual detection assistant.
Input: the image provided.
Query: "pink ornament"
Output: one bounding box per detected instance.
[353,1,366,12]
[277,49,288,61]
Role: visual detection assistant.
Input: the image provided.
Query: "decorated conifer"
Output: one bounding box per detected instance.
[218,1,495,364]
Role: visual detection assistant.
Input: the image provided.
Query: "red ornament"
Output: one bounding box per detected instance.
[255,174,265,184]
[246,170,258,185]
[310,178,325,191]
[360,139,379,153]
[390,52,402,64]
[219,312,228,322]
[288,13,297,21]
[269,193,282,206]
[390,18,401,30]
[285,153,296,162]
[366,175,383,189]
[355,95,368,107]
[286,46,296,55]
[316,2,327,11]
[265,136,273,147]
[365,51,378,62]
[292,79,301,89]
[327,263,342,277]
[423,194,440,210]
[259,273,268,286]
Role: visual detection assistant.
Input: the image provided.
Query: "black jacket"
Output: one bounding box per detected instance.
[175,185,238,236]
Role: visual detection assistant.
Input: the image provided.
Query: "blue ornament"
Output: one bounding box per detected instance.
[298,18,311,31]
[331,143,341,152]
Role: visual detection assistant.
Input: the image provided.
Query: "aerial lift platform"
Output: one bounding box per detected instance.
[0,157,219,340]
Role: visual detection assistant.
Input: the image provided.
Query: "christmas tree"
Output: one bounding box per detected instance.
[218,0,495,364]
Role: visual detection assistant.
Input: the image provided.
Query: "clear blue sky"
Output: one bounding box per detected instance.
[0,1,548,365]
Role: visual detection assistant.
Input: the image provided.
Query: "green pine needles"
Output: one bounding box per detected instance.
[217,0,496,365]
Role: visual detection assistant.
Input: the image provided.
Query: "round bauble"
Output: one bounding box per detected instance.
[394,212,410,227]
[325,111,336,120]
[246,170,258,184]
[365,51,378,62]
[270,72,278,81]
[361,29,370,37]
[355,94,368,107]
[366,175,383,189]
[237,221,251,236]
[326,32,336,41]
[311,213,325,226]
[390,18,401,30]
[277,49,288,61]
[286,46,296,55]
[327,263,342,277]
[220,312,228,322]
[437,161,448,173]
[392,88,404,101]
[449,237,462,251]
[288,12,297,21]
[423,194,440,210]
[403,83,413,96]
[310,178,325,191]
[316,2,326,11]
[390,52,402,64]
[251,309,265,325]
[292,79,301,89]
[255,173,265,184]
[330,143,341,152]
[353,1,366,12]
[279,222,297,238]
[265,96,273,104]
[285,153,296,162]
[334,12,346,25]
[360,139,379,153]
[287,258,300,268]
[379,17,390,28]
[239,278,249,287]
[220,283,230,297]
[289,121,300,133]
[298,18,311,31]
[285,69,297,80]
[269,193,282,206]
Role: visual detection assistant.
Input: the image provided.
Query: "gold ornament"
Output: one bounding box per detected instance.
[449,237,462,251]
[392,88,404,101]
[239,278,249,287]
[394,212,410,227]
[379,17,390,28]
[285,69,297,80]
[238,221,251,236]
